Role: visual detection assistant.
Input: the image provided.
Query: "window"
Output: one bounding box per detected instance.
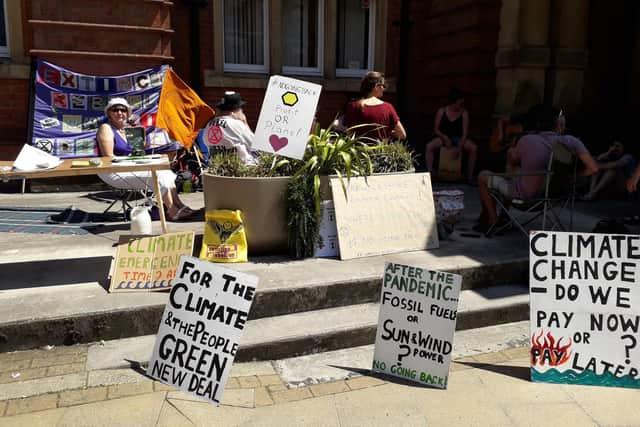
[281,0,324,76]
[0,0,8,57]
[336,0,375,77]
[223,0,269,73]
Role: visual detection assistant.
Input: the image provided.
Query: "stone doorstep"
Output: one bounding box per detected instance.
[0,346,529,417]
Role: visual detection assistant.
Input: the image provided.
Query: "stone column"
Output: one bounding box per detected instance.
[547,0,590,114]
[494,0,551,115]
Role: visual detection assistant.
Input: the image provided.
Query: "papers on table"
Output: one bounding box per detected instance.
[111,155,168,166]
[13,144,63,172]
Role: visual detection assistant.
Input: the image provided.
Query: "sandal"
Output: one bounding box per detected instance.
[168,206,194,221]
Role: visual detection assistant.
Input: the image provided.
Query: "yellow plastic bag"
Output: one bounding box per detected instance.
[199,209,248,263]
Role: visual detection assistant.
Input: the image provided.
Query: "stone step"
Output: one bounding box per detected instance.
[84,284,529,366]
[0,257,527,353]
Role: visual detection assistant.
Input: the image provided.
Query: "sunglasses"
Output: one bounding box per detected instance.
[110,107,128,113]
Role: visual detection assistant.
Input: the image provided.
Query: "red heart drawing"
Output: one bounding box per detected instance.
[269,134,288,152]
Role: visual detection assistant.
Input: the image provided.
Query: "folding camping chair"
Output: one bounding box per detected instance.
[486,141,578,237]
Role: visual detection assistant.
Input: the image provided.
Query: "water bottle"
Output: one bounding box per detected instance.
[130,206,152,235]
[182,179,193,193]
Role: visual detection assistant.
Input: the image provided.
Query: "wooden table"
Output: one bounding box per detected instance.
[0,156,171,233]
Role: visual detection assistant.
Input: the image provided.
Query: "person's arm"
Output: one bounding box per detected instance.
[392,120,407,140]
[96,124,115,157]
[626,163,640,192]
[433,108,451,146]
[578,151,599,176]
[460,110,469,146]
[598,154,631,171]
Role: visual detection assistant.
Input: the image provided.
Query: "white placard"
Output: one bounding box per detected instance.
[529,231,640,389]
[314,200,339,258]
[331,173,439,260]
[253,75,322,160]
[147,256,259,404]
[372,262,462,389]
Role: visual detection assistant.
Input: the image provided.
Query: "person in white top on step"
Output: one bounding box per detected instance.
[203,91,257,165]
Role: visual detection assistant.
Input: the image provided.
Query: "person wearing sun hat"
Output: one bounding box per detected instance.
[96,97,195,221]
[202,91,257,165]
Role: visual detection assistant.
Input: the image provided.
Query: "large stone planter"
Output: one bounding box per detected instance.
[202,169,416,255]
[202,173,290,254]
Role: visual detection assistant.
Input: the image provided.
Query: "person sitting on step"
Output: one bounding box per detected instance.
[425,88,478,184]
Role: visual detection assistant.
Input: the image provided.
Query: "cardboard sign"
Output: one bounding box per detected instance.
[314,200,339,258]
[109,232,194,292]
[147,256,259,405]
[372,262,462,389]
[253,75,322,160]
[331,173,439,260]
[529,231,640,389]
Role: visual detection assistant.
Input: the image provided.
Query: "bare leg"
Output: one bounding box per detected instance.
[464,140,478,181]
[478,170,498,225]
[586,169,617,199]
[425,138,443,173]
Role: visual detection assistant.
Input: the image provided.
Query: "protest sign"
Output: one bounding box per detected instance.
[147,256,259,405]
[331,173,439,260]
[529,231,640,388]
[109,232,194,292]
[253,75,322,160]
[372,262,462,389]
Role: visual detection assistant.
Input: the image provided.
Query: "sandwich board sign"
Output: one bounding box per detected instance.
[372,262,462,389]
[253,75,321,160]
[529,231,640,388]
[147,256,259,404]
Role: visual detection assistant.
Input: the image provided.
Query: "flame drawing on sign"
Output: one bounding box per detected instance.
[531,330,573,366]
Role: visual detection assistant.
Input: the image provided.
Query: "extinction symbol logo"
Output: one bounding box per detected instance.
[207,126,223,145]
[35,140,54,153]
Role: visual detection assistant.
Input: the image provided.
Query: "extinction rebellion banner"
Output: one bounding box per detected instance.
[31,59,178,158]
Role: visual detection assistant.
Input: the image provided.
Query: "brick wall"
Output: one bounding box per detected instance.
[403,0,501,163]
[0,79,30,160]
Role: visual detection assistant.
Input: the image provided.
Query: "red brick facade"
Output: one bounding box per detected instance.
[0,0,501,163]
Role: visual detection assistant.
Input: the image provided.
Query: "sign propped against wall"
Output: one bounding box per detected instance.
[331,173,439,259]
[529,231,640,389]
[253,75,322,160]
[148,257,259,405]
[109,232,194,292]
[372,262,462,389]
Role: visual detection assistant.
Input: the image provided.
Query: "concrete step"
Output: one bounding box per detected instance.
[0,258,527,353]
[83,284,528,365]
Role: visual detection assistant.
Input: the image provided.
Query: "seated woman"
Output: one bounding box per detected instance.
[425,88,478,183]
[582,140,636,200]
[96,97,195,221]
[343,71,407,142]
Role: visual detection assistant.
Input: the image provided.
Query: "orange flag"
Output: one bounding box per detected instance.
[156,68,214,151]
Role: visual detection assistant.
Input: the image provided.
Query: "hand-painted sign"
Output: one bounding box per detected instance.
[109,232,195,292]
[253,75,322,160]
[32,59,178,158]
[529,231,640,389]
[331,173,439,259]
[373,262,462,389]
[147,257,258,405]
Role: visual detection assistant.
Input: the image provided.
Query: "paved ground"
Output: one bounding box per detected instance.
[0,321,638,426]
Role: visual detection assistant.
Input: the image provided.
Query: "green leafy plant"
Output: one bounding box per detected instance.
[206,127,414,258]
